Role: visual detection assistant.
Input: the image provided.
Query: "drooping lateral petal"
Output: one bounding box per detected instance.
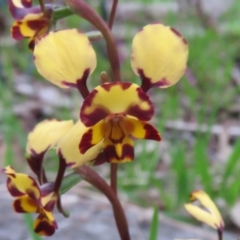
[57,121,103,169]
[13,195,38,213]
[3,166,40,201]
[34,213,56,236]
[124,117,161,141]
[34,29,97,88]
[187,190,224,229]
[131,24,188,91]
[26,119,74,155]
[103,136,134,163]
[81,82,154,127]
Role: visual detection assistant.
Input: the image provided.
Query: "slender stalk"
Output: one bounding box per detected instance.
[54,154,68,217]
[217,229,222,240]
[39,0,47,16]
[110,163,118,194]
[108,0,118,29]
[75,166,130,240]
[65,0,121,82]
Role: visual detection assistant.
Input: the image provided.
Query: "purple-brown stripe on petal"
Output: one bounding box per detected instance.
[104,143,134,163]
[13,197,37,213]
[12,23,25,40]
[170,27,187,45]
[143,123,161,141]
[44,200,55,212]
[81,89,109,126]
[127,87,154,121]
[7,178,25,197]
[79,129,96,154]
[34,217,55,236]
[27,19,48,31]
[138,69,171,92]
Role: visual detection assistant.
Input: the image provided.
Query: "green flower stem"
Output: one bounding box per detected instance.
[65,0,121,82]
[54,154,67,216]
[52,6,74,21]
[75,166,130,240]
[39,0,47,16]
[108,0,118,29]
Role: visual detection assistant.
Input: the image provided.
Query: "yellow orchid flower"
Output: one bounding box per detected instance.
[185,190,224,230]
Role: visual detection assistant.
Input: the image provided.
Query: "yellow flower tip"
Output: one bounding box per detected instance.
[26,119,74,155]
[185,190,224,230]
[34,29,97,88]
[131,23,189,91]
[2,166,16,175]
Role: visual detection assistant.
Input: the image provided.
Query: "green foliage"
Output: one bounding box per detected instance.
[148,206,159,240]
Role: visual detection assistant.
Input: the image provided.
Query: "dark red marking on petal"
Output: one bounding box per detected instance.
[44,199,56,212]
[34,216,56,236]
[138,69,152,92]
[27,19,48,31]
[138,69,171,91]
[80,89,109,126]
[62,69,90,92]
[121,82,132,90]
[143,123,161,141]
[7,178,25,197]
[126,87,154,121]
[170,27,187,45]
[79,129,95,154]
[12,23,24,40]
[13,197,37,213]
[91,152,106,166]
[104,143,134,163]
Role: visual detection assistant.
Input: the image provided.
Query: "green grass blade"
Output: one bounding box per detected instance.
[148,206,159,240]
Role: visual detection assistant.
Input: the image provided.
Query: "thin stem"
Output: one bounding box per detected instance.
[66,0,121,82]
[75,166,130,240]
[110,163,118,194]
[217,229,222,240]
[108,0,118,29]
[39,0,47,16]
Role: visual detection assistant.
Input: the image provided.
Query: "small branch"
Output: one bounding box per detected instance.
[75,166,130,240]
[39,0,47,16]
[108,0,118,29]
[217,229,222,240]
[110,163,118,194]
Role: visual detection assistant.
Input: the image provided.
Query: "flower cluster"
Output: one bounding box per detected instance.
[4,0,189,236]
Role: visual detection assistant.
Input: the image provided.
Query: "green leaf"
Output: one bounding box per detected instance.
[60,172,83,195]
[148,206,159,240]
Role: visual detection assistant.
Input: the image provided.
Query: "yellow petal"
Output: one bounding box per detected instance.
[13,195,38,213]
[124,116,161,141]
[131,23,188,91]
[57,121,103,168]
[185,190,224,230]
[34,29,97,88]
[3,166,41,201]
[34,213,56,236]
[26,119,74,154]
[81,82,154,127]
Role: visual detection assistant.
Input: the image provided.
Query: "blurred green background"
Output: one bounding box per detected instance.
[1,0,240,234]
